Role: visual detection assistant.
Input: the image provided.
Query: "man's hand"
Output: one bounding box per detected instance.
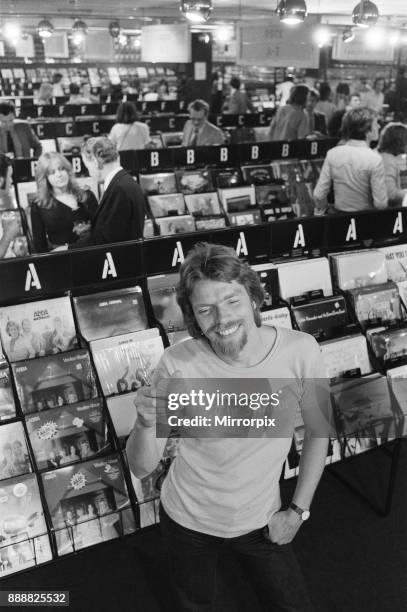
[135,369,183,429]
[265,509,302,545]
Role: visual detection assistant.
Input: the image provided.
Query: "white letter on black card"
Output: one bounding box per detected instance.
[102,252,117,279]
[236,232,248,257]
[172,241,185,267]
[293,224,306,248]
[393,212,403,234]
[25,263,41,291]
[150,152,159,168]
[345,218,357,241]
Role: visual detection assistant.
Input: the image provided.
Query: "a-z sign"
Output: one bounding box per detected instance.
[0,256,71,303]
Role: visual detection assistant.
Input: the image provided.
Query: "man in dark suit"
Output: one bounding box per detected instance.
[305,89,327,138]
[182,99,225,147]
[73,136,144,247]
[0,102,42,158]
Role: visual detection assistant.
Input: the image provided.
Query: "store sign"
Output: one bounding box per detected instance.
[332,35,394,63]
[237,18,319,68]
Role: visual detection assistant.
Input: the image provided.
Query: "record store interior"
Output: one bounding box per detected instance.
[0,1,406,611]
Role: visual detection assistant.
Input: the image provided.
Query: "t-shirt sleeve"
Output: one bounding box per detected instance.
[299,336,332,437]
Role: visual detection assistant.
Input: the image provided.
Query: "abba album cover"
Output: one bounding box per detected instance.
[138,173,177,196]
[90,329,164,397]
[0,296,78,363]
[156,214,195,236]
[147,273,185,333]
[0,359,16,421]
[184,192,222,217]
[0,210,29,259]
[175,169,213,194]
[73,286,148,342]
[292,296,348,341]
[25,398,110,471]
[0,421,32,481]
[0,472,52,575]
[12,349,98,415]
[148,193,186,218]
[41,454,135,555]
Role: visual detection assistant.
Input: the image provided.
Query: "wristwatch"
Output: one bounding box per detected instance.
[289,502,310,521]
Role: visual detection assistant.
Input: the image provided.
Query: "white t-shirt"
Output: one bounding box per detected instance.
[154,327,325,538]
[109,122,150,151]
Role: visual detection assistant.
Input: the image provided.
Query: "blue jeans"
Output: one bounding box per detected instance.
[159,504,314,612]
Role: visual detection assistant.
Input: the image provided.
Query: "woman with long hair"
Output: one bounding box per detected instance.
[378,122,407,206]
[268,84,310,141]
[31,152,98,252]
[108,101,150,151]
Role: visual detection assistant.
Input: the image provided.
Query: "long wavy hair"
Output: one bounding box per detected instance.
[35,152,84,209]
[176,242,265,339]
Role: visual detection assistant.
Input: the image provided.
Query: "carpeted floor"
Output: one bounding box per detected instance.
[2,441,406,612]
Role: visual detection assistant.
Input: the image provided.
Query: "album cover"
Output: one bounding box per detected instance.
[292,296,349,341]
[41,454,135,555]
[13,349,98,415]
[148,193,186,218]
[0,421,31,481]
[251,262,279,309]
[331,375,395,441]
[270,161,300,206]
[106,392,138,441]
[320,334,372,380]
[25,399,110,471]
[218,186,256,213]
[90,329,164,397]
[379,244,407,282]
[0,359,16,421]
[73,286,148,342]
[56,136,84,155]
[348,282,403,327]
[277,258,333,300]
[0,210,29,259]
[369,327,407,363]
[195,216,226,230]
[156,215,195,236]
[184,192,222,217]
[175,170,213,194]
[161,132,184,147]
[148,274,185,333]
[260,307,292,329]
[330,250,388,291]
[227,209,262,226]
[138,173,177,196]
[0,473,52,575]
[16,181,37,211]
[0,297,78,363]
[241,164,274,186]
[210,168,242,189]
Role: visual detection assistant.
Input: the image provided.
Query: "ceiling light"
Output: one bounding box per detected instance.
[3,22,21,45]
[215,25,233,43]
[276,0,307,25]
[364,26,385,48]
[180,1,213,23]
[342,28,355,43]
[133,37,141,49]
[314,26,331,47]
[108,21,121,38]
[37,18,54,39]
[352,1,379,29]
[118,33,128,46]
[71,19,88,45]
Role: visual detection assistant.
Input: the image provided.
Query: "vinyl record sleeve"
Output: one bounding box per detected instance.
[0,421,32,481]
[175,169,213,194]
[292,296,348,340]
[13,349,98,415]
[241,164,274,185]
[138,173,177,196]
[73,286,148,342]
[0,297,78,363]
[277,258,333,300]
[90,329,164,397]
[0,359,16,421]
[106,392,138,440]
[348,282,403,327]
[25,398,111,471]
[0,472,52,575]
[330,250,388,291]
[218,186,256,213]
[251,262,279,309]
[210,168,242,189]
[260,307,292,329]
[156,214,195,236]
[41,454,135,555]
[148,193,186,218]
[161,132,184,147]
[227,209,262,226]
[184,192,221,216]
[0,210,29,259]
[319,334,372,380]
[147,274,185,333]
[379,244,407,282]
[195,216,226,231]
[369,327,407,363]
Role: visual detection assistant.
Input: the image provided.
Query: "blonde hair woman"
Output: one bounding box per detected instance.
[31,152,98,252]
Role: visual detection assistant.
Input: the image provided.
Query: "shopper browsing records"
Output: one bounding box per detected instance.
[314,83,336,124]
[377,122,407,207]
[30,152,98,252]
[0,102,42,158]
[268,85,310,141]
[109,102,151,151]
[74,136,145,247]
[314,107,387,213]
[305,89,327,137]
[182,99,225,147]
[223,77,254,114]
[127,243,330,612]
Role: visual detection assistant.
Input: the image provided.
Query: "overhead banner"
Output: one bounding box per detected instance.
[332,35,394,63]
[141,24,191,63]
[237,17,319,68]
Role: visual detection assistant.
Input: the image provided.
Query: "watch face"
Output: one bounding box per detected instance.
[301,510,311,521]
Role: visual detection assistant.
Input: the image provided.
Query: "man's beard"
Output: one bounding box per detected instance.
[208,324,248,358]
